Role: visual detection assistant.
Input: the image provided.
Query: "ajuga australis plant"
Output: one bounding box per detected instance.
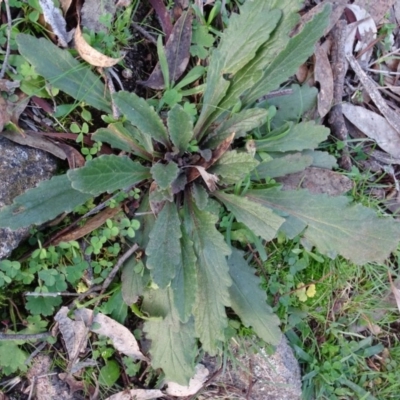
[1,0,400,384]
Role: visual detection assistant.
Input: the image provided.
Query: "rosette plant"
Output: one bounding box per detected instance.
[1,1,400,384]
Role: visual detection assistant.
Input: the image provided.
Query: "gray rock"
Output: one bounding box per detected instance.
[200,335,302,400]
[0,136,58,260]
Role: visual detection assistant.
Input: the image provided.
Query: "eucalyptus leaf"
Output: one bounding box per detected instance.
[68,155,150,196]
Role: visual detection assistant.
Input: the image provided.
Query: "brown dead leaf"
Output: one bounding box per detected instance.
[0,97,11,132]
[0,79,19,92]
[51,206,121,246]
[2,130,68,159]
[354,0,396,24]
[139,10,193,89]
[314,43,333,118]
[74,308,148,361]
[190,166,219,192]
[75,24,123,67]
[149,0,173,39]
[387,272,400,313]
[277,167,353,196]
[105,389,163,400]
[59,0,72,14]
[296,63,309,84]
[58,373,87,394]
[187,132,235,183]
[56,142,86,168]
[342,103,400,158]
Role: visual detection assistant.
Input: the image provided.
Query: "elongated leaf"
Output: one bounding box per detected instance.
[92,123,151,160]
[217,0,302,117]
[228,249,281,345]
[68,155,150,195]
[244,4,331,105]
[194,4,281,136]
[254,153,313,179]
[146,201,182,288]
[303,149,338,169]
[246,188,400,264]
[0,174,92,230]
[143,288,196,385]
[121,257,150,306]
[151,162,179,190]
[167,104,194,153]
[171,225,197,323]
[255,121,329,152]
[16,34,111,113]
[209,150,259,184]
[215,192,284,241]
[113,91,169,146]
[184,198,231,354]
[204,108,268,149]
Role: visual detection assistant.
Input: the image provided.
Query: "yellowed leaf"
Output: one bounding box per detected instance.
[306,284,316,298]
[74,25,123,67]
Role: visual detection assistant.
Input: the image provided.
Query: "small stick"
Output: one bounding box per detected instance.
[132,22,157,44]
[0,332,51,341]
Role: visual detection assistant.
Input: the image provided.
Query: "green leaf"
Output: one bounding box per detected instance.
[184,198,231,354]
[143,288,196,385]
[0,341,28,375]
[191,183,209,210]
[254,153,313,179]
[255,121,330,152]
[68,155,150,196]
[0,174,92,230]
[121,258,149,306]
[194,3,282,136]
[113,91,169,146]
[244,4,331,105]
[228,249,281,345]
[25,295,62,316]
[151,162,180,190]
[92,123,152,160]
[304,150,338,169]
[212,0,300,121]
[16,34,111,113]
[215,192,284,241]
[205,108,269,150]
[99,360,120,387]
[209,150,259,184]
[264,84,318,129]
[167,104,194,153]
[171,225,197,323]
[146,201,182,288]
[246,187,400,264]
[102,290,127,324]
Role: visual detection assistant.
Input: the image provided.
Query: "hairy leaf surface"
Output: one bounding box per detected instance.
[68,155,150,195]
[244,4,331,105]
[246,188,400,264]
[143,288,196,385]
[0,175,92,229]
[167,104,194,153]
[210,150,259,184]
[113,91,169,146]
[151,162,179,190]
[121,257,150,306]
[146,201,182,288]
[92,123,151,160]
[255,121,330,152]
[171,225,197,323]
[215,192,284,241]
[228,249,281,345]
[17,34,111,113]
[194,3,281,136]
[254,153,313,179]
[184,198,231,354]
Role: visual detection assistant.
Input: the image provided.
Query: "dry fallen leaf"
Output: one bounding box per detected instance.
[388,272,400,313]
[0,97,11,132]
[314,43,333,118]
[189,166,219,192]
[165,364,209,396]
[277,167,353,196]
[54,307,89,362]
[74,25,123,67]
[354,0,396,24]
[74,308,148,361]
[342,103,400,159]
[105,389,163,400]
[59,0,73,15]
[81,0,117,33]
